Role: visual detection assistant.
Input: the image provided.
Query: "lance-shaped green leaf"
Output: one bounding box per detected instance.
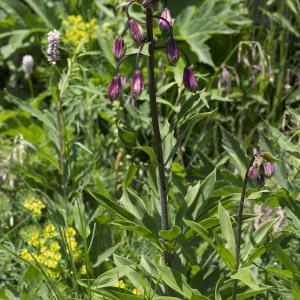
[218,202,236,257]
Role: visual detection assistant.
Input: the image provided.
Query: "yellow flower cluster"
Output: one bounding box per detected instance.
[23,197,45,215]
[63,226,81,259]
[62,15,98,46]
[20,224,62,278]
[20,224,82,279]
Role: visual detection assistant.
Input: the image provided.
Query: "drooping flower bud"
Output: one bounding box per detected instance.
[129,20,144,44]
[141,0,159,8]
[263,161,275,178]
[131,70,144,98]
[47,30,61,65]
[22,55,34,75]
[166,39,180,64]
[159,8,172,33]
[112,36,126,60]
[183,66,198,92]
[248,166,258,180]
[108,75,122,101]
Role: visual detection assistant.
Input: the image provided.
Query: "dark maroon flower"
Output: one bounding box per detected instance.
[166,39,180,64]
[183,66,198,92]
[129,20,144,44]
[159,8,172,33]
[141,0,159,8]
[112,36,126,60]
[263,161,275,178]
[131,70,144,98]
[255,174,265,187]
[108,75,122,101]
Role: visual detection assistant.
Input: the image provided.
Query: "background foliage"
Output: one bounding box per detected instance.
[0,0,300,299]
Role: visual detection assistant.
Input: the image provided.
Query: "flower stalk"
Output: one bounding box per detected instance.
[232,154,275,300]
[232,156,255,300]
[146,6,170,247]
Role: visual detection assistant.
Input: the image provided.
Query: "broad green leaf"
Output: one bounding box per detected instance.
[177,2,250,67]
[241,218,278,262]
[218,202,236,257]
[231,267,259,290]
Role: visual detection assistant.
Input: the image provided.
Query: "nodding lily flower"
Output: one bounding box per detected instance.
[159,8,172,33]
[129,20,144,44]
[141,0,159,8]
[248,166,258,181]
[183,66,198,92]
[131,70,144,98]
[47,30,61,65]
[112,36,126,60]
[263,161,275,178]
[166,39,180,64]
[22,55,34,75]
[108,75,122,101]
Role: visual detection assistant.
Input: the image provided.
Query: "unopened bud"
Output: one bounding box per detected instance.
[159,8,172,33]
[108,75,122,101]
[166,39,180,64]
[183,66,198,92]
[22,55,34,75]
[131,70,144,98]
[112,36,126,60]
[129,20,144,44]
[263,161,275,178]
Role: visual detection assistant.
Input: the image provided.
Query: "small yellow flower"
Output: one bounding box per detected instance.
[115,280,126,289]
[49,241,60,252]
[24,197,45,215]
[43,224,56,239]
[132,288,141,295]
[68,227,76,237]
[27,232,40,247]
[20,248,32,261]
[80,265,87,275]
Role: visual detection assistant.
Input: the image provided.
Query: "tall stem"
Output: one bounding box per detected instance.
[56,89,65,187]
[232,156,256,300]
[145,8,170,262]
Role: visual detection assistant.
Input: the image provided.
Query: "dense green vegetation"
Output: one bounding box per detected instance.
[0,0,300,299]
